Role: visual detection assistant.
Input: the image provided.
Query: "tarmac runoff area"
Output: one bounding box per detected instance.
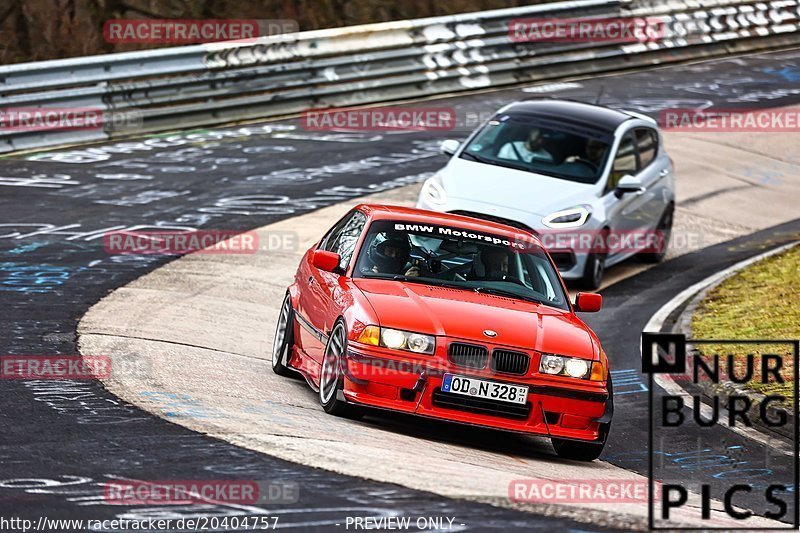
[79,123,800,529]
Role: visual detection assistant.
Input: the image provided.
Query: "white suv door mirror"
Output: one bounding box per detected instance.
[615,174,645,197]
[440,139,460,156]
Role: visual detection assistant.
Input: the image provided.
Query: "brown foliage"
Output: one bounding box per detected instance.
[0,0,551,65]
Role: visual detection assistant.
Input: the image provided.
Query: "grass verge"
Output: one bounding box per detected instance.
[692,245,799,402]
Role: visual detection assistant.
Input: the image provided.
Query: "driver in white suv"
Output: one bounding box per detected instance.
[497,128,554,163]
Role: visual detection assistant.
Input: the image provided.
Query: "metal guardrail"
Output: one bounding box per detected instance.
[1,0,799,153]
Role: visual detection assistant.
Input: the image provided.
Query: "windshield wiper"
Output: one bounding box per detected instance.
[390,275,466,291]
[391,274,427,283]
[473,286,544,305]
[461,151,532,174]
[460,151,492,164]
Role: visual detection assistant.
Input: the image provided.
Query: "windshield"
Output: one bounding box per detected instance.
[460,112,614,184]
[353,220,570,310]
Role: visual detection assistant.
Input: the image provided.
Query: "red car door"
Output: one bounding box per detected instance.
[296,210,367,381]
[294,250,327,372]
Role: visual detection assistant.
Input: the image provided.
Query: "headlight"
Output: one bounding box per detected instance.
[540,354,565,375]
[421,175,447,205]
[565,358,590,378]
[542,205,591,228]
[357,325,435,355]
[539,353,603,380]
[407,333,433,353]
[381,328,407,349]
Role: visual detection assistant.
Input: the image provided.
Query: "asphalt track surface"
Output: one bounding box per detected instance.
[1,49,800,530]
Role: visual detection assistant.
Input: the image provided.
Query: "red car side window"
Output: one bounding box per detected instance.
[321,211,366,270]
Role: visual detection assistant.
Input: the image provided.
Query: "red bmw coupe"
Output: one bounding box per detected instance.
[272,204,612,460]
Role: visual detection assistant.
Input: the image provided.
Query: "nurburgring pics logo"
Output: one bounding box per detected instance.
[642,333,799,529]
[301,107,456,132]
[0,355,111,380]
[660,108,800,132]
[509,17,664,43]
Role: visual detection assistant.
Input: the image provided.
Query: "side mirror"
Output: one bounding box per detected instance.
[574,292,602,313]
[615,174,645,198]
[312,250,341,272]
[440,139,460,156]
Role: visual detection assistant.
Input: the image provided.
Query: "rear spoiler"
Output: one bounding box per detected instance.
[621,109,658,126]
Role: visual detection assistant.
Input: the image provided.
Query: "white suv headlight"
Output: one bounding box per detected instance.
[421,175,447,206]
[542,205,591,228]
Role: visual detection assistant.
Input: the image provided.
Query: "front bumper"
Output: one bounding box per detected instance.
[547,249,589,280]
[342,345,610,442]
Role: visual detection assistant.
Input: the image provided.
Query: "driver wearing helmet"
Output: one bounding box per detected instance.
[368,233,421,276]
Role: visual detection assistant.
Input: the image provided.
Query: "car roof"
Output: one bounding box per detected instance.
[355,204,542,245]
[503,99,633,132]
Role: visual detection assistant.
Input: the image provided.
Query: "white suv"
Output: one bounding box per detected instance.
[417,99,675,289]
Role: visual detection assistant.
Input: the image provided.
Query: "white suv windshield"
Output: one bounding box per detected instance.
[461,113,614,184]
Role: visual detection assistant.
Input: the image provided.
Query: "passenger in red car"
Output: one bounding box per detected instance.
[482,248,510,280]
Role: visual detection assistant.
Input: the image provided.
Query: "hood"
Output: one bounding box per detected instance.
[353,278,596,358]
[441,156,596,218]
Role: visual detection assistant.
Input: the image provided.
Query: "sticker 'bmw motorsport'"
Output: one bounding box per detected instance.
[392,223,535,250]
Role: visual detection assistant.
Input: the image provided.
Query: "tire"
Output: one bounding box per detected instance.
[577,226,608,290]
[272,293,299,378]
[578,252,605,290]
[552,375,612,461]
[639,205,673,264]
[319,320,363,419]
[551,437,606,461]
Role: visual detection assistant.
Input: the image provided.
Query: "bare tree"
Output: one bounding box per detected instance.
[1,0,541,64]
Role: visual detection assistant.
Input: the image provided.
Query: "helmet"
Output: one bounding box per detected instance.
[368,233,410,273]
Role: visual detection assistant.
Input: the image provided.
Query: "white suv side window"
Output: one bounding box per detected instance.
[606,133,638,193]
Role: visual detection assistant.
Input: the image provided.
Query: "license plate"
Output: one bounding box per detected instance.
[441,373,528,405]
